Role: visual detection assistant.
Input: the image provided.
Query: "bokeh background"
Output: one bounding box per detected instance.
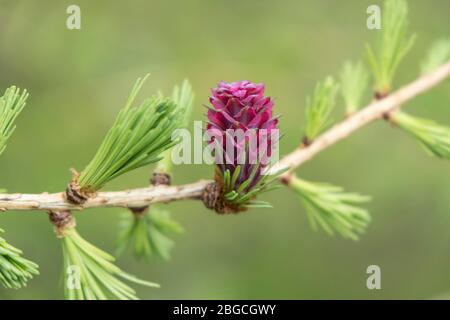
[0,0,449,299]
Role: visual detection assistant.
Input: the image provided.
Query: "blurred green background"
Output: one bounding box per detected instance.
[0,0,449,299]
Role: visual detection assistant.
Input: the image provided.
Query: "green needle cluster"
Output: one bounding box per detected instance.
[114,80,193,260]
[290,177,371,241]
[392,111,450,160]
[61,227,159,300]
[116,208,183,260]
[420,38,450,74]
[0,87,35,289]
[339,60,369,113]
[156,79,194,174]
[77,75,185,193]
[0,86,28,156]
[366,0,416,96]
[304,77,339,142]
[0,229,39,289]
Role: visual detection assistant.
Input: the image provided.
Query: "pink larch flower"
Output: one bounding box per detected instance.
[205,80,279,212]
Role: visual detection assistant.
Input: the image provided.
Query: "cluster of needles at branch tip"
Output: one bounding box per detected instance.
[339,61,369,115]
[115,80,193,260]
[366,0,416,98]
[66,74,187,203]
[155,79,194,174]
[0,229,39,289]
[289,177,371,241]
[117,207,183,260]
[0,86,28,156]
[0,86,38,289]
[49,210,159,300]
[420,38,450,75]
[391,112,450,160]
[303,77,339,144]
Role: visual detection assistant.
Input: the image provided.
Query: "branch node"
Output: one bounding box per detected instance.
[150,172,171,186]
[374,90,389,100]
[48,210,76,238]
[301,136,313,147]
[127,171,171,218]
[202,182,244,214]
[280,173,293,186]
[129,206,149,218]
[65,169,94,205]
[382,111,392,121]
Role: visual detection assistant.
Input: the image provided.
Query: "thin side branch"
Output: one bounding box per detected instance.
[0,181,209,211]
[0,62,449,212]
[271,61,450,175]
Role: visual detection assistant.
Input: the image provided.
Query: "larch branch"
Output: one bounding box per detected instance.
[0,180,209,211]
[270,61,450,175]
[0,62,449,212]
